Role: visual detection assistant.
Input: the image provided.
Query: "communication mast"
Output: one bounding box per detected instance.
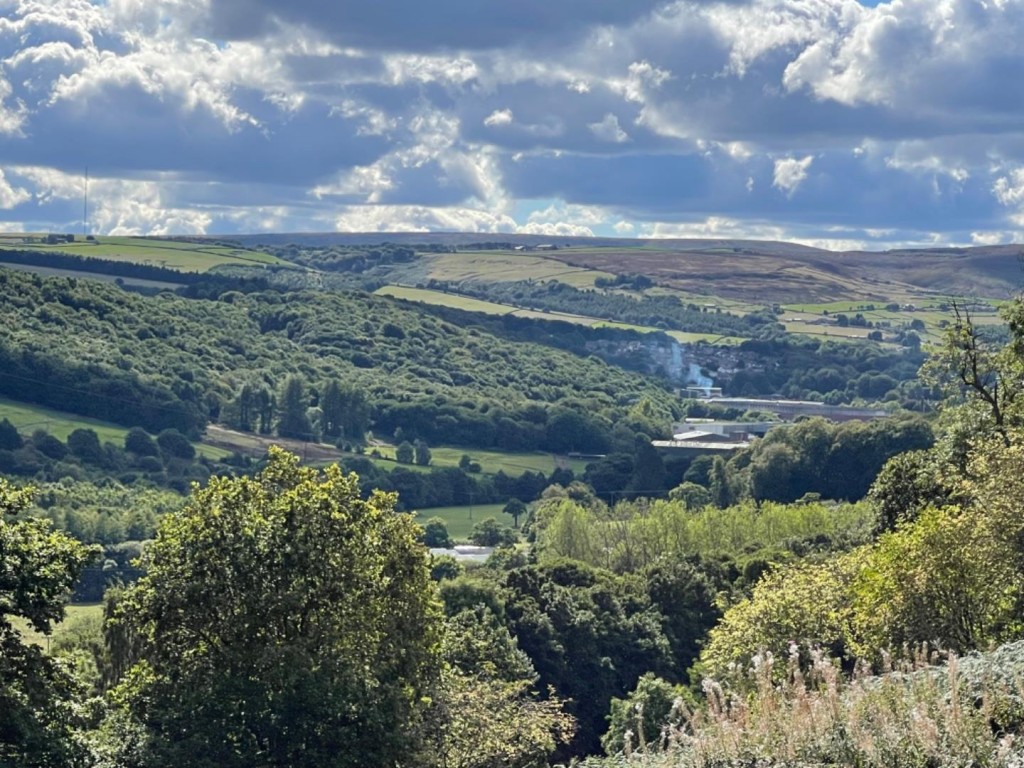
[83,167,89,236]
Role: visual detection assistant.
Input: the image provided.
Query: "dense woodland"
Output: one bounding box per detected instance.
[4,250,1024,767]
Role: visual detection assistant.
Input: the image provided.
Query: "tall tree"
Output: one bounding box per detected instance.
[709,456,737,509]
[0,480,96,768]
[320,380,370,442]
[105,448,443,768]
[276,375,312,440]
[319,379,344,439]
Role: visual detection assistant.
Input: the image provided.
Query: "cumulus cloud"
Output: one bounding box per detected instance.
[202,0,665,51]
[994,169,1024,208]
[0,169,30,209]
[773,156,814,197]
[589,113,629,143]
[484,109,513,127]
[0,0,1024,245]
[333,204,518,233]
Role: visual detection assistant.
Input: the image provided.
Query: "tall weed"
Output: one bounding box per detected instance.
[580,642,1024,768]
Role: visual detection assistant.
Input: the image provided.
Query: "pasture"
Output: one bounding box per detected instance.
[0,234,286,272]
[424,251,612,287]
[10,603,104,649]
[378,284,750,343]
[413,502,508,541]
[368,442,589,476]
[0,396,228,459]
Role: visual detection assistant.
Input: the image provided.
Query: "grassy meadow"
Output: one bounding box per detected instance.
[369,442,589,476]
[9,603,104,649]
[0,396,229,459]
[0,234,285,272]
[378,285,751,343]
[424,250,613,287]
[413,502,508,540]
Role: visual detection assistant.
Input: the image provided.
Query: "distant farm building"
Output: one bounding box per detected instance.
[698,397,888,422]
[652,421,776,458]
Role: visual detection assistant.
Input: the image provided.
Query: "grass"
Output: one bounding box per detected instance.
[0,396,228,459]
[377,285,518,315]
[425,251,613,287]
[0,261,185,289]
[378,285,750,343]
[0,234,286,273]
[369,443,589,476]
[598,644,1024,767]
[0,396,131,444]
[9,603,104,649]
[413,503,508,541]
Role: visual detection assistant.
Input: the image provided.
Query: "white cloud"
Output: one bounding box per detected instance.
[333,204,518,233]
[0,170,31,209]
[0,77,27,135]
[970,230,1017,246]
[588,113,629,143]
[773,156,814,197]
[993,169,1024,208]
[524,202,607,236]
[2,0,1024,246]
[483,108,514,127]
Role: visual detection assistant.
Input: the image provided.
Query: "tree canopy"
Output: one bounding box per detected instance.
[0,479,96,768]
[104,447,443,768]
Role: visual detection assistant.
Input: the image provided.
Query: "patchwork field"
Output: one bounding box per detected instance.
[0,235,286,272]
[540,243,1024,304]
[0,397,229,459]
[424,251,613,287]
[377,285,752,344]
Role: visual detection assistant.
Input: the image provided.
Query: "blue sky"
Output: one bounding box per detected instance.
[0,0,1023,249]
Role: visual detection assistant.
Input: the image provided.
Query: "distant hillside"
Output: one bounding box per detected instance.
[221,233,1024,302]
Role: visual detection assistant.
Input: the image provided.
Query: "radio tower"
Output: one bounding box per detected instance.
[83,167,89,236]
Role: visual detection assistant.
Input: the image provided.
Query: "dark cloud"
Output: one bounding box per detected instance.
[204,0,668,51]
[2,0,1024,243]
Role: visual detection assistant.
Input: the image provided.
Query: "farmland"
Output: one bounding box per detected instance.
[0,234,286,272]
[377,284,752,344]
[0,396,229,459]
[9,603,103,649]
[414,502,508,540]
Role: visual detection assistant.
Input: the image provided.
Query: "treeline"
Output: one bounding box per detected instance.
[427,277,782,337]
[722,335,929,405]
[0,419,249,497]
[339,455,559,511]
[0,341,205,435]
[0,248,202,283]
[280,244,418,273]
[0,268,680,450]
[398,300,677,376]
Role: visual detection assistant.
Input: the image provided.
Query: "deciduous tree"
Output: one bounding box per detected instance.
[0,479,96,768]
[105,448,443,768]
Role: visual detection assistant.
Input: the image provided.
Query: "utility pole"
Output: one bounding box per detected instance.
[83,167,89,236]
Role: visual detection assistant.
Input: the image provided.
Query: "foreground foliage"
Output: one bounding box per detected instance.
[0,479,96,767]
[582,643,1024,768]
[102,448,443,768]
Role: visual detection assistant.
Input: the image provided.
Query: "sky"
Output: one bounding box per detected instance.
[0,0,1023,249]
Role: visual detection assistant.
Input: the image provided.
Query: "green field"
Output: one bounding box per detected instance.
[0,396,132,444]
[10,603,103,649]
[425,251,613,287]
[0,235,286,273]
[378,284,748,343]
[0,396,229,459]
[369,442,589,476]
[413,503,508,540]
[377,285,518,315]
